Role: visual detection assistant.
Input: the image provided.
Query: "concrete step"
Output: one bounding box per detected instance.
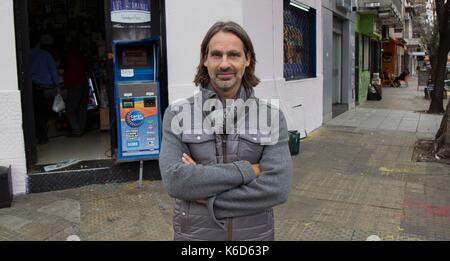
[28,160,161,193]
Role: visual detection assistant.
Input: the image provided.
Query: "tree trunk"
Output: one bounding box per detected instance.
[430,0,450,158]
[428,0,450,114]
[428,47,448,114]
[433,98,450,158]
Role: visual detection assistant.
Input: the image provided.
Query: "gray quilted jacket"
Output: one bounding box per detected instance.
[159,85,293,241]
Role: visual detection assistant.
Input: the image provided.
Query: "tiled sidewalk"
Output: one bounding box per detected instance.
[1,76,449,241]
[1,125,449,241]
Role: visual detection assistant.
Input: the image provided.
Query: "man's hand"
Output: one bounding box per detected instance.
[252,164,261,177]
[181,153,196,165]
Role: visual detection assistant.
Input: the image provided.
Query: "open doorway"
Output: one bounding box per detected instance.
[14,0,168,192]
[24,0,111,166]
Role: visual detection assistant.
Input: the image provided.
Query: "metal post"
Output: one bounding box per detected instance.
[138,161,144,189]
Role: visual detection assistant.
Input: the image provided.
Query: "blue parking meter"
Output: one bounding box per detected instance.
[113,37,161,162]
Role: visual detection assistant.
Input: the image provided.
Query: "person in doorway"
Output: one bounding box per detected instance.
[159,21,293,241]
[62,42,89,137]
[30,34,61,144]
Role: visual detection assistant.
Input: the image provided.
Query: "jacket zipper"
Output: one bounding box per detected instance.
[228,218,233,241]
[222,135,233,241]
[222,136,227,164]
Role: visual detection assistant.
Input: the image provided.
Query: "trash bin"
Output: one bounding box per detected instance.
[0,166,13,209]
[445,80,450,88]
[288,130,300,156]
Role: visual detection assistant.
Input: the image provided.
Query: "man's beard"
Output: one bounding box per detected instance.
[211,71,244,93]
[213,79,236,92]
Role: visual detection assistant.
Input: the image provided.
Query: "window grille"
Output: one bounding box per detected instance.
[283,1,316,80]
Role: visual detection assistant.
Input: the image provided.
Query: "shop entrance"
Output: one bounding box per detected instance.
[15,0,168,170]
[22,0,111,167]
[14,0,168,193]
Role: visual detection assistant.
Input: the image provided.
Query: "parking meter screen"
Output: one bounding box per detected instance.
[120,47,150,69]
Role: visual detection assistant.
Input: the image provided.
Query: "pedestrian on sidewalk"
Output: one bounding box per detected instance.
[159,21,293,241]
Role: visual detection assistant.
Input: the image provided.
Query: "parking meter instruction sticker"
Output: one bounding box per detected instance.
[121,69,134,77]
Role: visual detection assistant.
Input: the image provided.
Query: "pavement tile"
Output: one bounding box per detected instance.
[37,199,80,223]
[0,215,31,231]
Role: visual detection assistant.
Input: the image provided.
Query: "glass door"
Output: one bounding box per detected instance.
[332,33,342,105]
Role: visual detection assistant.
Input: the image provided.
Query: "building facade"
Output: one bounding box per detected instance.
[322,0,356,120]
[404,0,425,76]
[2,0,324,195]
[357,0,407,87]
[355,13,382,104]
[166,0,324,139]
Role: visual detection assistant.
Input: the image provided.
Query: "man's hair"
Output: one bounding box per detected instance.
[194,21,260,88]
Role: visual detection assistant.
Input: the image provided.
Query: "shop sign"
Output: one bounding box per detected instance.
[111,0,150,24]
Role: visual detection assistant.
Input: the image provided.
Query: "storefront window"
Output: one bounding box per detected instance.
[283,0,316,80]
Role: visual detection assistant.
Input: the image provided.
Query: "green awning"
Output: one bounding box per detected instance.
[371,32,381,41]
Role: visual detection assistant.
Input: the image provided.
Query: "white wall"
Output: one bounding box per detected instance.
[0,0,27,194]
[165,0,323,136]
[244,0,323,136]
[165,0,243,102]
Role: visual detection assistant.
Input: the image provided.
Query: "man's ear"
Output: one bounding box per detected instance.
[203,55,208,67]
[245,52,251,67]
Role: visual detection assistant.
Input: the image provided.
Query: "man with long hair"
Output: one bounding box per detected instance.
[159,21,293,241]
